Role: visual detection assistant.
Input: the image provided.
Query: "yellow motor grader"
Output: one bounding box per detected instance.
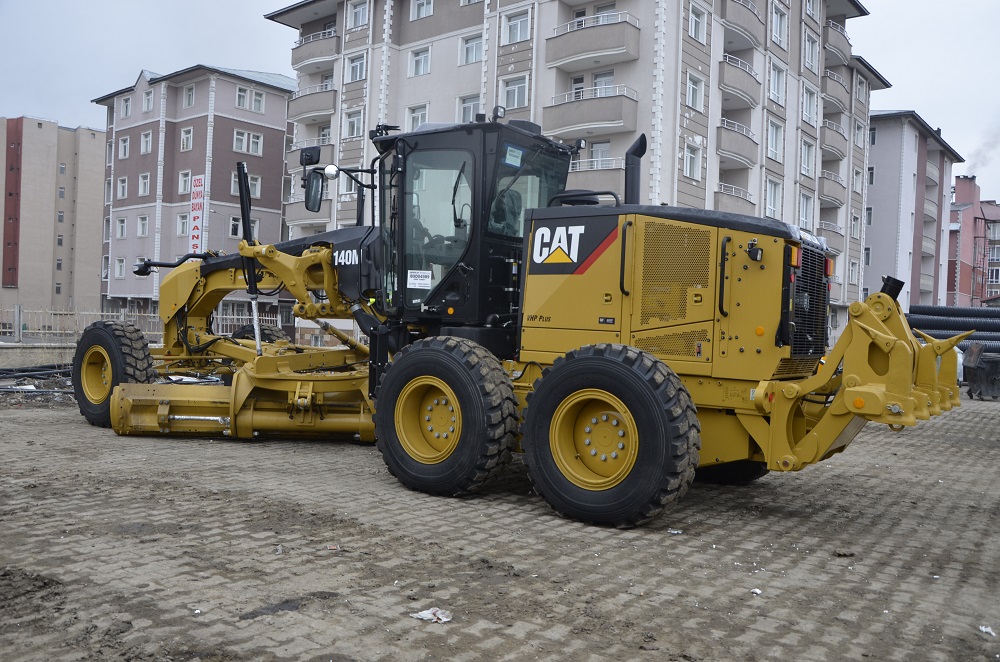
[73,116,968,526]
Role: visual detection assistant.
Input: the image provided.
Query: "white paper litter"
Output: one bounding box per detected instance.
[410,608,452,623]
[750,588,762,596]
[980,625,997,637]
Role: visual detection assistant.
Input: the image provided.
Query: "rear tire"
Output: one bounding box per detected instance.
[695,460,769,485]
[374,337,516,496]
[522,344,700,527]
[72,321,156,427]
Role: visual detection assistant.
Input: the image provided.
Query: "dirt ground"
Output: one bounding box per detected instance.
[1,390,998,661]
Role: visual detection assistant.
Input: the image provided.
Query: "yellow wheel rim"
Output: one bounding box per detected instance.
[549,388,639,490]
[394,376,463,464]
[80,345,113,405]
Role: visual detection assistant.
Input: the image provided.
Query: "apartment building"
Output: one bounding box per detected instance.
[1,117,105,312]
[862,110,962,311]
[92,66,295,318]
[949,175,1000,306]
[266,0,888,336]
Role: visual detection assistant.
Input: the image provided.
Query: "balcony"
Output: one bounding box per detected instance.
[546,12,640,72]
[715,183,756,215]
[819,170,846,207]
[920,273,935,292]
[287,139,335,174]
[823,21,851,65]
[926,159,940,184]
[288,84,337,123]
[817,221,845,253]
[924,197,939,221]
[719,54,761,109]
[568,157,624,191]
[717,119,758,168]
[542,85,638,138]
[820,120,848,160]
[922,234,937,256]
[822,69,850,113]
[285,190,335,226]
[292,29,341,72]
[720,0,765,48]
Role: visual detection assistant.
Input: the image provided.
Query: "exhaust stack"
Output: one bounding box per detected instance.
[624,134,647,205]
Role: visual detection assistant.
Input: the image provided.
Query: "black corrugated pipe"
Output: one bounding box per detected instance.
[624,133,647,205]
[909,304,1000,319]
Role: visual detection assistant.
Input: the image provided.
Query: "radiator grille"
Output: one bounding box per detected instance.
[634,328,711,359]
[640,223,711,326]
[792,245,829,357]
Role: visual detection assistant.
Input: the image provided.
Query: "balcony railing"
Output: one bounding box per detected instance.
[571,157,625,171]
[292,83,334,100]
[296,28,336,47]
[289,137,334,150]
[825,20,850,43]
[720,117,756,141]
[553,11,639,36]
[822,119,847,138]
[722,53,759,81]
[818,220,845,235]
[824,69,849,89]
[731,0,761,19]
[820,170,846,186]
[551,84,638,106]
[718,183,754,202]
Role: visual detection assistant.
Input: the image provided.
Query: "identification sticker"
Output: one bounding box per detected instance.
[407,270,433,289]
[503,145,523,168]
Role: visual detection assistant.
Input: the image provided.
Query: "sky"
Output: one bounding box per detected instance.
[1,0,999,196]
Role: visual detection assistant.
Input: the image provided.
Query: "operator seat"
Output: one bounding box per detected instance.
[489,189,523,237]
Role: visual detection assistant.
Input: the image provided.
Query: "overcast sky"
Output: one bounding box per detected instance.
[2,0,998,197]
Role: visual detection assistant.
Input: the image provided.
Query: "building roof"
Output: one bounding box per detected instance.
[265,0,339,29]
[851,56,891,91]
[826,0,870,19]
[869,110,964,163]
[93,65,295,104]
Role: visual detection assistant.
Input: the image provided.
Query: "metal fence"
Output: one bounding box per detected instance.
[0,306,279,345]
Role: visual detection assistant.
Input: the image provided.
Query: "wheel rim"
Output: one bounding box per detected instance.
[80,345,113,404]
[394,376,463,464]
[549,388,639,490]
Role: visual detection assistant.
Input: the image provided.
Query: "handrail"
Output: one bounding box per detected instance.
[551,85,638,105]
[818,220,845,235]
[290,137,334,150]
[820,170,846,186]
[720,117,757,141]
[570,157,625,171]
[824,69,848,89]
[722,53,759,81]
[822,119,847,138]
[292,83,335,99]
[825,20,850,43]
[730,0,762,20]
[295,28,337,47]
[553,11,639,36]
[718,183,754,202]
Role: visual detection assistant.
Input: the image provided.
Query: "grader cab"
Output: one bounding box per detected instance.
[73,116,967,527]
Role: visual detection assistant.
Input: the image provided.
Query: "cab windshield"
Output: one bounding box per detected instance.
[487,142,570,238]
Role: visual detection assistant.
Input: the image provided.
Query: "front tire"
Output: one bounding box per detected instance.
[72,321,156,427]
[522,344,700,527]
[374,337,516,496]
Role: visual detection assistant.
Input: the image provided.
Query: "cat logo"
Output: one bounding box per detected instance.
[532,225,585,264]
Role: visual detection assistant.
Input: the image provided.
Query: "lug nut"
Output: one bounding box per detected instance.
[618,430,625,437]
[434,399,440,405]
[584,438,591,446]
[600,454,607,461]
[602,414,609,421]
[585,426,592,433]
[618,442,625,449]
[611,452,618,459]
[590,449,597,456]
[591,417,598,424]
[612,419,619,426]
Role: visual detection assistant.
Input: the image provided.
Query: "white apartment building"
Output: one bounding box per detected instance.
[267,0,888,335]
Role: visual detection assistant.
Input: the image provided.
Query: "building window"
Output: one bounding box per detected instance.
[345,110,363,138]
[177,213,189,236]
[462,34,482,65]
[57,211,64,223]
[106,140,113,165]
[139,173,150,196]
[851,213,860,239]
[503,76,527,109]
[117,177,128,199]
[686,72,704,112]
[137,215,149,237]
[234,130,264,155]
[102,255,110,280]
[180,127,193,151]
[801,139,815,177]
[179,170,192,194]
[105,179,112,204]
[119,136,130,159]
[771,3,788,49]
[870,127,877,145]
[342,172,358,194]
[58,186,65,199]
[56,259,62,271]
[407,104,428,131]
[183,85,195,108]
[55,282,62,294]
[59,162,66,174]
[412,0,432,20]
[115,257,125,279]
[237,87,266,112]
[143,89,153,112]
[767,119,784,162]
[231,172,261,198]
[856,76,867,101]
[854,121,865,147]
[989,244,1000,261]
[411,47,430,76]
[689,3,707,43]
[849,260,859,285]
[135,256,148,278]
[683,143,701,180]
[852,168,863,192]
[56,234,64,247]
[766,178,782,219]
[866,207,873,225]
[804,0,818,20]
[867,166,875,186]
[348,54,367,82]
[460,95,480,123]
[505,11,530,44]
[769,61,786,105]
[229,216,259,239]
[121,96,132,118]
[116,217,127,239]
[799,192,814,231]
[864,247,871,266]
[989,267,1000,284]
[348,0,368,28]
[590,141,612,167]
[141,131,152,154]
[803,31,819,73]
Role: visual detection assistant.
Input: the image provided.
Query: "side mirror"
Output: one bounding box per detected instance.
[304,169,326,212]
[300,146,322,167]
